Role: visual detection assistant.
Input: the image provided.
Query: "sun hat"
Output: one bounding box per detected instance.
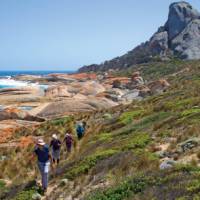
[52,134,58,139]
[37,138,45,146]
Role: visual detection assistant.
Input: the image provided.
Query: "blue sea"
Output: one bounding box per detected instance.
[0,70,75,77]
[0,70,75,89]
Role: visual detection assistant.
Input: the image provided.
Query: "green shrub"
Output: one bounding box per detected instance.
[181,108,200,117]
[140,112,171,126]
[87,175,149,200]
[12,189,36,200]
[156,131,172,138]
[121,132,151,151]
[175,164,200,173]
[193,194,200,200]
[50,116,71,126]
[187,180,200,192]
[0,180,6,189]
[165,98,200,111]
[96,133,113,142]
[175,197,188,200]
[65,149,118,180]
[117,112,171,137]
[119,110,145,125]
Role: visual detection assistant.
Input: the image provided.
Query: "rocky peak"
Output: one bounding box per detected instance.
[78,1,200,72]
[165,1,200,40]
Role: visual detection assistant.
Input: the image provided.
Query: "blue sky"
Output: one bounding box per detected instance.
[0,0,199,71]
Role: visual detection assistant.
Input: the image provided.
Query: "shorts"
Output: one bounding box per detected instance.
[52,149,60,160]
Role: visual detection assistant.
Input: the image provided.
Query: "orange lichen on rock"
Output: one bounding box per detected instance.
[68,73,97,80]
[0,120,40,144]
[18,136,34,148]
[0,126,18,143]
[49,73,97,80]
[4,107,28,119]
[103,77,131,85]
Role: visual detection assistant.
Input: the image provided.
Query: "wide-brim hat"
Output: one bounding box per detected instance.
[37,139,45,146]
[52,134,58,139]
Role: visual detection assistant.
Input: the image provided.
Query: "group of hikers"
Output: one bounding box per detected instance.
[33,121,86,192]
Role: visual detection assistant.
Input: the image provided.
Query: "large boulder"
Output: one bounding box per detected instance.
[147,79,170,95]
[47,73,97,82]
[0,107,44,122]
[103,77,130,88]
[138,85,151,97]
[127,72,144,89]
[149,30,169,56]
[171,19,200,59]
[80,81,105,95]
[36,98,118,118]
[122,90,141,101]
[0,87,43,105]
[165,1,200,40]
[0,87,40,95]
[67,81,106,96]
[97,88,126,102]
[45,85,72,98]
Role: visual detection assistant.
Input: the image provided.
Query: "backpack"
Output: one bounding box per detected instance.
[76,125,84,138]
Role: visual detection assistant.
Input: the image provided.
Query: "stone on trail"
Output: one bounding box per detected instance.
[32,193,42,200]
[159,159,176,170]
[155,151,169,159]
[178,137,200,152]
[60,178,69,186]
[103,113,113,120]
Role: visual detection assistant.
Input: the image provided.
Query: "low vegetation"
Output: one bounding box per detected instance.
[2,60,200,199]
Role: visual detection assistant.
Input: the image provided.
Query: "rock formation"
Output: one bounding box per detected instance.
[0,107,45,122]
[147,79,170,95]
[45,85,72,98]
[36,98,118,118]
[79,1,200,72]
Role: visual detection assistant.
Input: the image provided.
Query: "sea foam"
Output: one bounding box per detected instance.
[0,78,47,89]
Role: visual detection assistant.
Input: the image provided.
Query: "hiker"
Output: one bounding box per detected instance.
[76,122,85,140]
[33,138,52,192]
[82,121,87,130]
[50,134,61,165]
[63,132,73,153]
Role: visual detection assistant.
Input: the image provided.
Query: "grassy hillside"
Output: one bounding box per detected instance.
[1,60,200,200]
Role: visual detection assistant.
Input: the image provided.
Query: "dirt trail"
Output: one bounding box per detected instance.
[42,184,57,200]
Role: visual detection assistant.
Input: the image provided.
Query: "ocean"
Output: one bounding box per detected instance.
[0,70,75,89]
[0,70,75,77]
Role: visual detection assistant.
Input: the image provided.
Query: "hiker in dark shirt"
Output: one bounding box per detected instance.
[33,138,52,192]
[63,132,73,153]
[76,122,85,140]
[50,134,61,165]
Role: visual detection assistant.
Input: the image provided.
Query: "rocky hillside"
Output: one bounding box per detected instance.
[79,1,200,72]
[1,59,200,199]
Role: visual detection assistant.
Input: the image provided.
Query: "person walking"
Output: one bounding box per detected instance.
[50,134,61,165]
[33,138,52,193]
[76,122,85,140]
[63,132,73,153]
